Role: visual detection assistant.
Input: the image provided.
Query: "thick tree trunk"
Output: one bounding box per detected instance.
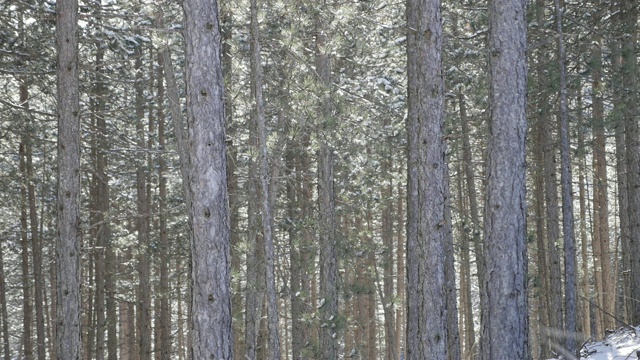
[481,0,529,358]
[182,0,233,356]
[406,0,451,357]
[56,0,82,355]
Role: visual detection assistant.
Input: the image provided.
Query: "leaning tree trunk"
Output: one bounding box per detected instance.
[56,0,82,356]
[481,0,529,358]
[182,0,233,357]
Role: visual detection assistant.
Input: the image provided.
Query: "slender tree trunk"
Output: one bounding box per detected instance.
[444,166,461,360]
[576,78,592,340]
[456,158,474,360]
[481,0,529,358]
[91,30,108,359]
[0,234,8,360]
[382,142,396,360]
[458,91,477,360]
[155,51,171,360]
[611,24,631,324]
[183,0,233,356]
[554,0,577,354]
[22,96,45,360]
[133,44,152,360]
[219,3,243,358]
[365,197,377,360]
[620,0,640,325]
[56,0,82,355]
[250,0,281,356]
[396,182,406,360]
[287,144,304,360]
[542,78,563,345]
[318,146,339,360]
[19,142,33,360]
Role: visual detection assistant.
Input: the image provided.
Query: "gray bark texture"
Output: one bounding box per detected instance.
[555,0,577,355]
[182,0,233,357]
[318,145,339,360]
[250,0,281,356]
[621,0,640,326]
[481,0,529,358]
[56,0,82,356]
[406,0,450,358]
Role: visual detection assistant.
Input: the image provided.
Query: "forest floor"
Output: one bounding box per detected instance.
[549,326,640,359]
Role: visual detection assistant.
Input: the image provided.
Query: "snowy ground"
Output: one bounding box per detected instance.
[549,326,640,359]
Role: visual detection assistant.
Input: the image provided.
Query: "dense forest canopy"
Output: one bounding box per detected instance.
[1,0,640,359]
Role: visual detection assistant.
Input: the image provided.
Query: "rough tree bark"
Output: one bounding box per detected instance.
[182,0,233,356]
[481,0,529,358]
[406,0,451,357]
[318,146,339,360]
[56,0,82,355]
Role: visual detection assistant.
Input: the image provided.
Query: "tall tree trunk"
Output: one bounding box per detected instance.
[458,91,477,360]
[318,146,339,360]
[456,158,474,360]
[19,141,33,360]
[620,0,640,326]
[250,0,281,357]
[396,182,406,360]
[590,0,613,334]
[56,0,82,355]
[542,72,563,347]
[22,95,45,360]
[481,0,529,358]
[91,28,107,359]
[183,0,233,356]
[134,44,151,360]
[611,15,631,323]
[156,51,171,360]
[406,0,451,357]
[0,232,9,360]
[382,140,396,360]
[554,0,577,354]
[576,77,592,340]
[444,164,461,360]
[219,3,243,357]
[245,124,263,360]
[287,143,305,360]
[314,4,339,358]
